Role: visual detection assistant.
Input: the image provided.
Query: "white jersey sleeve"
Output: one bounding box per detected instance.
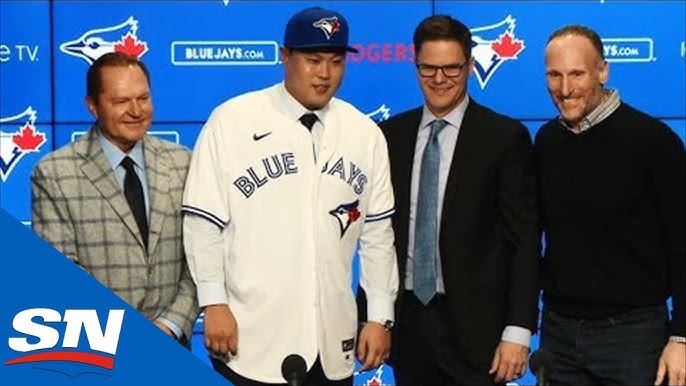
[364,131,395,222]
[358,129,398,323]
[182,110,232,307]
[182,111,230,228]
[183,214,227,307]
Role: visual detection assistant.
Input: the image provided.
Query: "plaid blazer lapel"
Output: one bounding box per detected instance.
[142,135,170,255]
[76,127,147,251]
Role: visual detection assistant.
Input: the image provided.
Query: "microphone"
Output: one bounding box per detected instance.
[529,349,553,386]
[281,354,307,386]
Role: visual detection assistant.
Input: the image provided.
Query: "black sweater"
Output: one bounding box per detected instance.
[535,103,685,336]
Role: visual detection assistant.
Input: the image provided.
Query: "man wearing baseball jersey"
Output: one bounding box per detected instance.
[182,7,398,386]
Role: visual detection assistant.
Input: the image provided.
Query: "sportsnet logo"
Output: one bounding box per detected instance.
[0,107,46,182]
[59,16,148,65]
[5,308,125,378]
[470,15,525,89]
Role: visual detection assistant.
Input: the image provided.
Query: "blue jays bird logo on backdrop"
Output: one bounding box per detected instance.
[365,104,391,123]
[0,107,46,182]
[313,16,341,40]
[59,16,149,65]
[470,15,525,89]
[329,200,361,237]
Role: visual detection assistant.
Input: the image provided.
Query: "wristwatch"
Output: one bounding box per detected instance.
[378,320,394,332]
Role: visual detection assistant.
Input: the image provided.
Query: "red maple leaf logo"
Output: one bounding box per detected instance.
[348,208,361,222]
[114,33,148,58]
[12,124,46,152]
[367,380,381,386]
[331,20,341,33]
[491,32,525,59]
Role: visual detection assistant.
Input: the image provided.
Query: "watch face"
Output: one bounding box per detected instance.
[384,320,394,331]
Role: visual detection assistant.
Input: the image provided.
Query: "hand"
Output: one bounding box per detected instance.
[203,304,238,357]
[655,341,686,385]
[489,340,529,383]
[153,320,177,339]
[356,322,391,371]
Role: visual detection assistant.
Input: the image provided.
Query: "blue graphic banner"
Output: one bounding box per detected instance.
[0,209,227,384]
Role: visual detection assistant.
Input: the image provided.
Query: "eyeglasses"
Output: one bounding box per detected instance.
[416,62,467,78]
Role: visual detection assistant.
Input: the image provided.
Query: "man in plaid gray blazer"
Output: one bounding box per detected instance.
[31,52,198,344]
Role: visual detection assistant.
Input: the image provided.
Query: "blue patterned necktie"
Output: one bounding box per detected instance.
[413,119,447,305]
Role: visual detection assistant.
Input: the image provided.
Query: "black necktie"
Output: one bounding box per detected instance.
[299,113,318,131]
[121,157,148,248]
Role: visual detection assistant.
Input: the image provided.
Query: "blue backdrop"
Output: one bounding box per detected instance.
[1,1,684,385]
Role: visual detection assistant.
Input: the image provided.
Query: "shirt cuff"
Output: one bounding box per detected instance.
[501,325,532,348]
[156,317,183,340]
[197,282,228,308]
[669,336,686,344]
[365,291,395,323]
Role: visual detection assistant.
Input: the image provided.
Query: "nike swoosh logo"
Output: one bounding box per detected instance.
[252,131,272,141]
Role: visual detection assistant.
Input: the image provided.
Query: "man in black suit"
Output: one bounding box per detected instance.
[376,15,540,385]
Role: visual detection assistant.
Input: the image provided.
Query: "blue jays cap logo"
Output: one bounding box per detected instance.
[59,16,149,65]
[470,15,525,89]
[0,107,46,182]
[313,16,341,40]
[329,200,361,237]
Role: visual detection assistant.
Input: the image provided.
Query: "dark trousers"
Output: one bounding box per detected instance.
[394,291,503,386]
[540,305,668,385]
[210,356,352,386]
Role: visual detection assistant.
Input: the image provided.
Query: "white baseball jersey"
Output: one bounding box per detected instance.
[182,83,398,382]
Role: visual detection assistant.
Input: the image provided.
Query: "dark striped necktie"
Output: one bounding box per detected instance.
[121,156,148,249]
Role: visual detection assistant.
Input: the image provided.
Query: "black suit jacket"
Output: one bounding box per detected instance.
[362,100,540,370]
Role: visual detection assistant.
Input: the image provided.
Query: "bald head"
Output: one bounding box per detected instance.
[544,25,609,131]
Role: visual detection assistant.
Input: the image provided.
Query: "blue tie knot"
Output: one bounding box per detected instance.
[430,119,448,139]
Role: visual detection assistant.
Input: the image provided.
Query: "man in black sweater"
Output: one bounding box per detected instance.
[535,25,685,385]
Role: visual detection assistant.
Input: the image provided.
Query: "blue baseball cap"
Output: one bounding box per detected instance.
[283,7,358,53]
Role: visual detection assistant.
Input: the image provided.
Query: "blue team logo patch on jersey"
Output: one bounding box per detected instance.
[329,200,361,237]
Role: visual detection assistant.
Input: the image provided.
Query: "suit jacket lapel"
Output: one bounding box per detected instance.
[395,109,422,221]
[388,108,422,286]
[143,135,170,256]
[441,100,479,223]
[77,127,147,252]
